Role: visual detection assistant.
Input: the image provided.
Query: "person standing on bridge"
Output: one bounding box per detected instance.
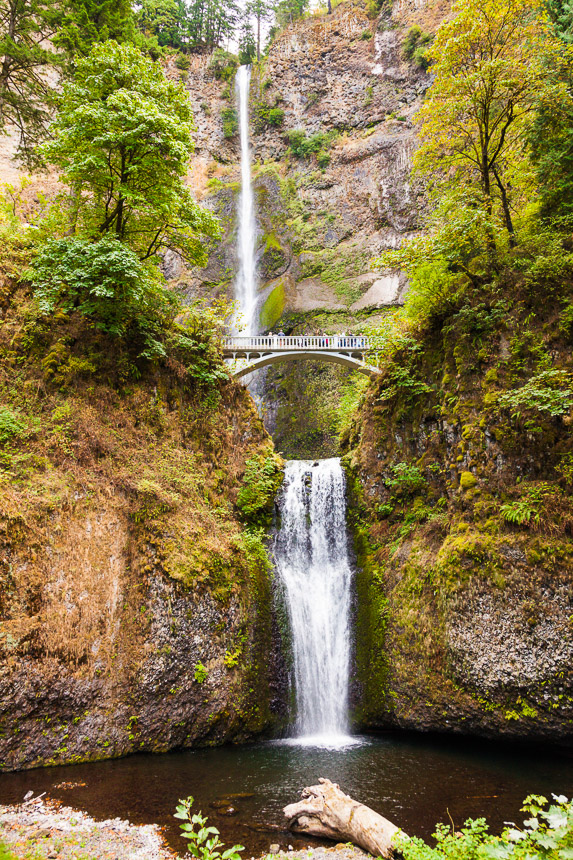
[278,329,285,347]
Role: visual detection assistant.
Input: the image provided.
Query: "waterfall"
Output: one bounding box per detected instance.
[234,65,258,334]
[273,459,355,747]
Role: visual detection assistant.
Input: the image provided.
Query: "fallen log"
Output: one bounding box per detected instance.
[283,777,404,858]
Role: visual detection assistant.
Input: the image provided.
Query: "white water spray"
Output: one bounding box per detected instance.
[234,65,258,334]
[273,459,355,747]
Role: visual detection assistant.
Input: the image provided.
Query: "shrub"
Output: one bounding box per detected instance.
[208,49,238,82]
[28,237,172,358]
[268,107,284,126]
[175,53,191,71]
[402,25,433,70]
[498,369,573,418]
[398,793,573,860]
[193,662,208,683]
[287,128,336,158]
[317,150,331,168]
[0,408,26,445]
[221,107,238,138]
[385,462,427,497]
[175,796,244,860]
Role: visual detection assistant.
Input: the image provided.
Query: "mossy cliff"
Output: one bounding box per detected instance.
[344,275,573,742]
[0,278,285,771]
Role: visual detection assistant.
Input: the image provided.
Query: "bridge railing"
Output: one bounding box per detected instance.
[223,335,371,351]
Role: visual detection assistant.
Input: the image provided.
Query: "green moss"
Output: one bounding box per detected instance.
[260,281,286,330]
[460,470,477,489]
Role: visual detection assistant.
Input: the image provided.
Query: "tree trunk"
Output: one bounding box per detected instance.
[283,778,403,859]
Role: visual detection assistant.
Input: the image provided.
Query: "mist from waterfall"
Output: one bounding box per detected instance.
[273,459,355,748]
[234,65,258,334]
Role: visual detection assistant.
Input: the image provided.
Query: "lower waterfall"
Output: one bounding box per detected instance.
[273,458,354,746]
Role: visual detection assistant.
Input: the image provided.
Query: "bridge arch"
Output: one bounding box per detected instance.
[231,350,379,379]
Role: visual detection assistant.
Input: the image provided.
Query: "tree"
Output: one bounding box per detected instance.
[246,0,273,60]
[415,0,562,245]
[273,0,309,30]
[0,0,61,165]
[237,12,256,64]
[186,0,239,50]
[136,0,189,49]
[530,1,573,221]
[55,0,137,57]
[43,40,219,263]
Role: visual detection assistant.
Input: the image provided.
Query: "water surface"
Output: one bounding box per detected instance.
[1,734,571,856]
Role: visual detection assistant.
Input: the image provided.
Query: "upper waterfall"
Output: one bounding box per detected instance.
[273,459,355,747]
[234,65,258,335]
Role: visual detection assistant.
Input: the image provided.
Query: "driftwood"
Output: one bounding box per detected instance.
[283,778,404,858]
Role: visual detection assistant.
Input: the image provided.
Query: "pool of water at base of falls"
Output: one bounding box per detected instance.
[1,734,572,855]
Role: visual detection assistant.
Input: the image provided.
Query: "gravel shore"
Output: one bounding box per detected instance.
[0,795,178,859]
[0,796,371,860]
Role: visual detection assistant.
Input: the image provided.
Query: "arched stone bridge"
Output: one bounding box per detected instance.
[222,336,380,379]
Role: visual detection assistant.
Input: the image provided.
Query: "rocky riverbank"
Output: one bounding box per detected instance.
[0,795,177,859]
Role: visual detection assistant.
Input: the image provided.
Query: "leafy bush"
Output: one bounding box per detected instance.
[402,25,433,70]
[175,53,191,70]
[175,796,244,860]
[208,49,238,82]
[317,150,331,168]
[385,461,427,497]
[193,663,208,683]
[398,793,573,860]
[287,128,336,158]
[221,107,238,138]
[28,237,172,358]
[268,107,284,126]
[498,370,573,418]
[403,259,468,325]
[0,408,26,445]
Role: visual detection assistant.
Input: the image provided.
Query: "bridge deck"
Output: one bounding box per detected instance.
[222,335,370,357]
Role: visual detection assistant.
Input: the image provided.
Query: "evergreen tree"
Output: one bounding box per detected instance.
[136,0,189,50]
[237,13,256,64]
[55,0,136,57]
[0,0,61,165]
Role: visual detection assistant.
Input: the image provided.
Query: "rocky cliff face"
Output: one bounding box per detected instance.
[180,0,436,322]
[0,281,286,771]
[344,299,573,743]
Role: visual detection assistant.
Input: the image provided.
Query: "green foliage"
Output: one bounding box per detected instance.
[56,0,137,58]
[317,151,331,168]
[402,25,432,70]
[385,462,427,497]
[498,370,573,418]
[29,237,168,345]
[221,107,238,138]
[193,662,208,683]
[0,842,17,860]
[223,648,240,668]
[500,482,561,529]
[43,41,219,263]
[175,796,244,860]
[0,0,61,165]
[398,794,573,860]
[273,0,309,29]
[236,453,283,525]
[136,0,188,49]
[403,259,468,326]
[208,49,238,82]
[287,129,337,159]
[0,407,26,445]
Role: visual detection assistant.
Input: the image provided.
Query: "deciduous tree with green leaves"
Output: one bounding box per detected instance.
[43,40,218,263]
[415,0,563,245]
